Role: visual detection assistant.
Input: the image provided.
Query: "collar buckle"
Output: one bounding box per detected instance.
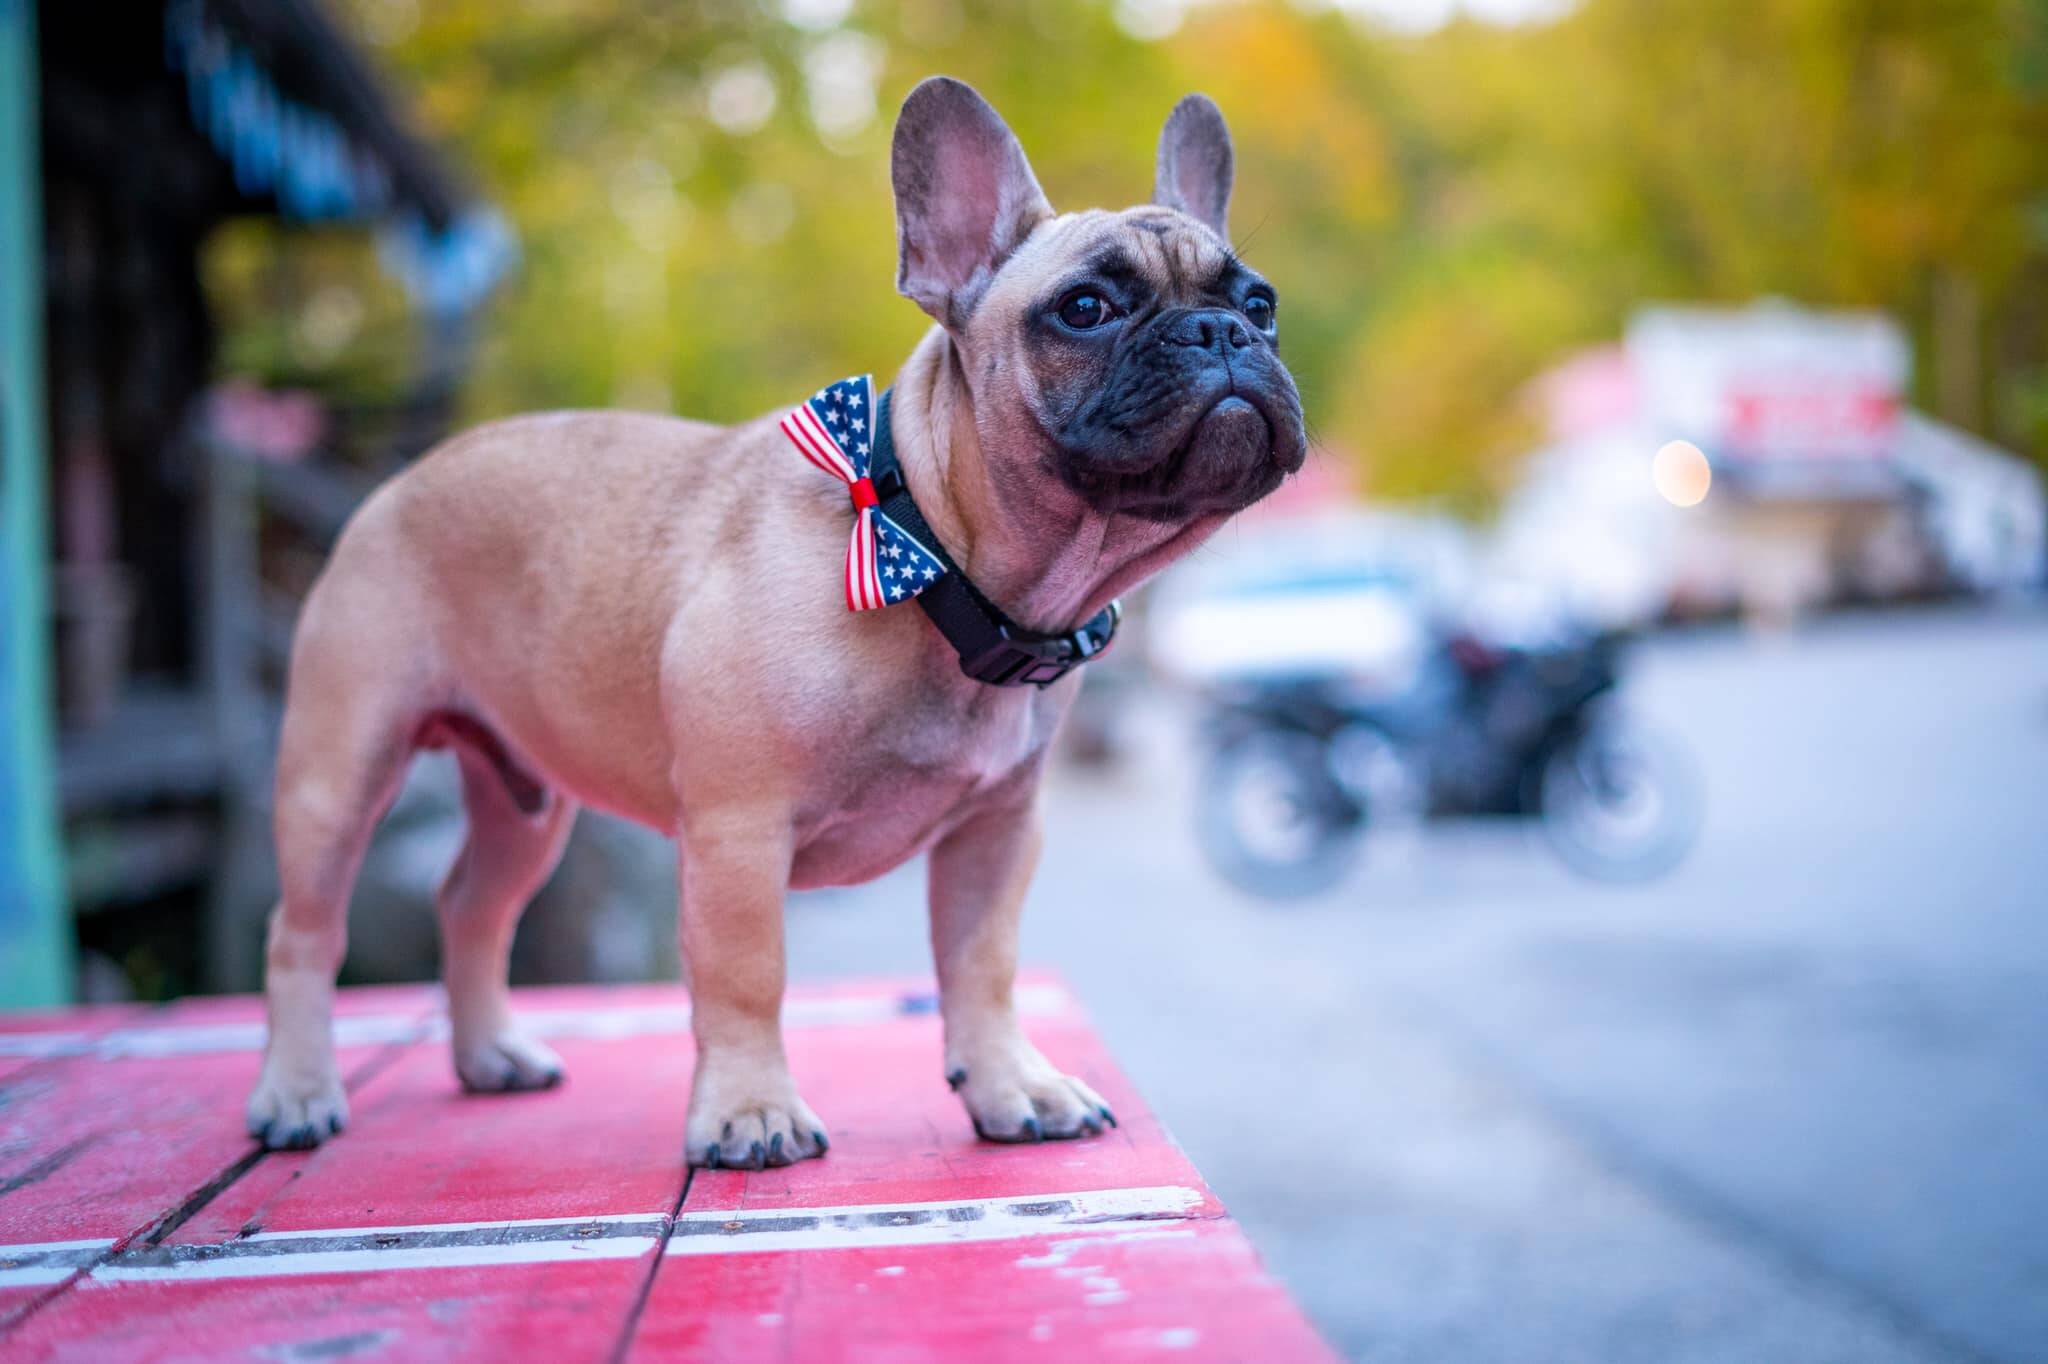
[957,601,1121,688]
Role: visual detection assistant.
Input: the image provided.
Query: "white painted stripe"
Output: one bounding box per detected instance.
[0,1033,91,1059]
[96,1013,430,1059]
[93,1236,660,1282]
[238,1211,661,1243]
[0,1237,117,1289]
[666,1216,1196,1260]
[679,1185,1200,1225]
[7,983,1074,1062]
[668,1185,1206,1258]
[3,1184,1206,1285]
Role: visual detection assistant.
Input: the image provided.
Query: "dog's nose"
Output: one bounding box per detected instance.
[1161,308,1253,355]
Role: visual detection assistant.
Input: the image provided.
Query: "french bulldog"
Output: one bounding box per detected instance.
[247,76,1306,1166]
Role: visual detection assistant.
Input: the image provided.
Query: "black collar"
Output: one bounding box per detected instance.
[869,388,1119,688]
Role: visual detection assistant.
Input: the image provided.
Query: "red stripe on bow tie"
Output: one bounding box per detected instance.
[849,505,881,611]
[781,410,851,482]
[783,399,890,612]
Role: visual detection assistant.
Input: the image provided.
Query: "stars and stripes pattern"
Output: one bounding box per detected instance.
[780,374,948,612]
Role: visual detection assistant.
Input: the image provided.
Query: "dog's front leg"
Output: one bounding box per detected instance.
[677,804,827,1169]
[929,799,1114,1142]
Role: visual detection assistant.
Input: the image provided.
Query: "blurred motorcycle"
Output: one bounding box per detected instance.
[1195,627,1702,899]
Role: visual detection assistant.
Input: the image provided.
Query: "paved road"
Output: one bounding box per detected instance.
[785,605,2048,1362]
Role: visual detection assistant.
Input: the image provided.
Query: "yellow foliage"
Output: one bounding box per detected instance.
[200,0,2048,503]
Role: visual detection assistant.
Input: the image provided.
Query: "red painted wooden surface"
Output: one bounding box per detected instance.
[0,1005,141,1084]
[0,978,1332,1363]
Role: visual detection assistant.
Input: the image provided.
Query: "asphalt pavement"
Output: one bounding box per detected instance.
[785,603,2048,1363]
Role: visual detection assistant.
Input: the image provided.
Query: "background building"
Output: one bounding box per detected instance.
[1498,301,2046,627]
[1,0,510,1004]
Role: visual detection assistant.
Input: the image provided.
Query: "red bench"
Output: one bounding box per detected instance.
[0,976,1331,1361]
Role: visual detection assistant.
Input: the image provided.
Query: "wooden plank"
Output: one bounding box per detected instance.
[170,984,695,1238]
[0,981,956,1361]
[687,982,1203,1209]
[0,986,694,1362]
[636,1221,1330,1362]
[0,1004,141,1083]
[0,1002,152,1319]
[15,1259,656,1364]
[627,985,1335,1361]
[0,979,1331,1362]
[0,987,436,1328]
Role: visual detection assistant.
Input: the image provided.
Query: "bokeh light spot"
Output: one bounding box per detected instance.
[1653,439,1712,507]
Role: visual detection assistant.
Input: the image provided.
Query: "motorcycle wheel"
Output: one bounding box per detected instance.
[1533,715,1702,882]
[1196,728,1363,901]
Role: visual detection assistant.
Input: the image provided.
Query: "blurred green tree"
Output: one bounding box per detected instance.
[203,0,2048,509]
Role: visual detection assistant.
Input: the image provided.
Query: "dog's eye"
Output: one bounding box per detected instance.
[1056,289,1115,331]
[1243,292,1276,333]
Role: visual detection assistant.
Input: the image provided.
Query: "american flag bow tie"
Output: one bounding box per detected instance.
[780,374,947,612]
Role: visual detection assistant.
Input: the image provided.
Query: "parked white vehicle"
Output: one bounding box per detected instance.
[1148,509,1471,697]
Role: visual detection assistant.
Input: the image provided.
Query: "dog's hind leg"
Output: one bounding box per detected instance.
[246,611,419,1151]
[432,717,577,1093]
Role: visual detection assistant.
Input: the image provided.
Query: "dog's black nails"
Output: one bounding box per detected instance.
[812,1129,830,1153]
[704,1144,722,1169]
[748,1141,766,1170]
[325,1113,343,1135]
[972,1119,992,1142]
[1022,1116,1043,1143]
[541,1069,564,1089]
[945,1068,967,1091]
[721,1121,735,1142]
[767,1132,785,1165]
[1099,1105,1118,1129]
[282,1124,317,1151]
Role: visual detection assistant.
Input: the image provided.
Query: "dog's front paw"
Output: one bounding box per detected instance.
[949,1036,1116,1143]
[685,1077,829,1170]
[246,1061,349,1151]
[453,1030,565,1094]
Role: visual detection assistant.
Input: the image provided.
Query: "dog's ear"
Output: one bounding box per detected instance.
[1153,94,1233,238]
[892,77,1053,328]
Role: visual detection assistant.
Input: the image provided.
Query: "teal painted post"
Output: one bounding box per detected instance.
[0,0,73,1008]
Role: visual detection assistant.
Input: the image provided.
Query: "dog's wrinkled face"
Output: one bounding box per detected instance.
[989,208,1305,521]
[892,79,1307,524]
